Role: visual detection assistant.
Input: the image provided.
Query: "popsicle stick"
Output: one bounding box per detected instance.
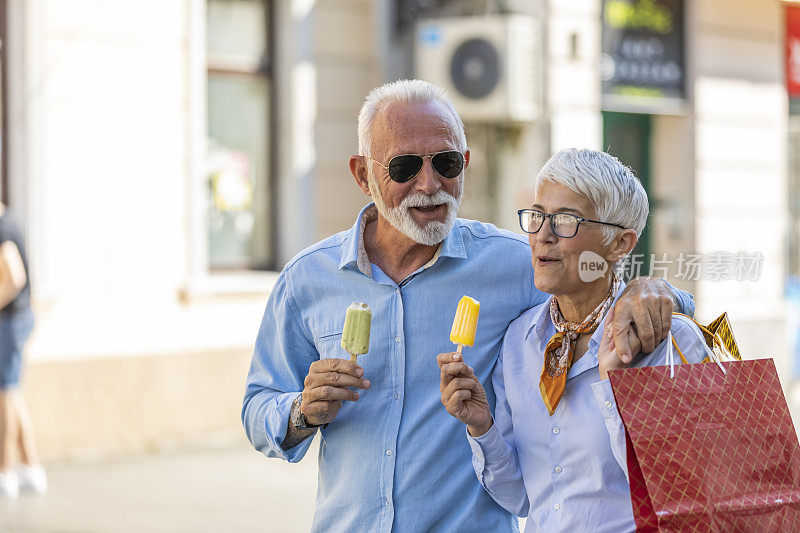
[350,354,357,362]
[456,344,463,355]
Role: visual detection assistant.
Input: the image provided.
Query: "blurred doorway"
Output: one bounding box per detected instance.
[603,111,652,276]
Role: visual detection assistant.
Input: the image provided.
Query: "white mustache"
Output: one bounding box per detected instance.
[401,191,457,209]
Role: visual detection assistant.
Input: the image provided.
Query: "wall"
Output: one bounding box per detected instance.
[650,115,695,296]
[313,0,381,241]
[689,0,789,380]
[14,0,272,459]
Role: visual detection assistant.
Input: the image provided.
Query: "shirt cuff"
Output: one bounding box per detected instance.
[591,379,620,421]
[466,421,509,465]
[268,392,315,463]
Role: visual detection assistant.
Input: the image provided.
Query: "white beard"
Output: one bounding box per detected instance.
[368,172,463,246]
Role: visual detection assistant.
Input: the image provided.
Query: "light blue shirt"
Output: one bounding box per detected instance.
[242,204,696,532]
[467,286,707,533]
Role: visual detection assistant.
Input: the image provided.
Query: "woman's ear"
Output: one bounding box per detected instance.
[607,229,638,263]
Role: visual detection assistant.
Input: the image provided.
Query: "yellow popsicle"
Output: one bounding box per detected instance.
[450,296,480,353]
[341,302,372,362]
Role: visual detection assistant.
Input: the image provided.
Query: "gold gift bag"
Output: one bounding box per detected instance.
[672,312,742,363]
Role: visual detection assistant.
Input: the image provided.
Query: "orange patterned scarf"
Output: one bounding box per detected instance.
[539,275,620,415]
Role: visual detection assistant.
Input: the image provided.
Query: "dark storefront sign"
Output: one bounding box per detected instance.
[601,0,685,114]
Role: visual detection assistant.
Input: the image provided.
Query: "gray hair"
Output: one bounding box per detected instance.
[535,148,649,244]
[357,79,467,158]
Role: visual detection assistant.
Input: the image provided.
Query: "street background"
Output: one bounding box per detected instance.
[1,0,799,531]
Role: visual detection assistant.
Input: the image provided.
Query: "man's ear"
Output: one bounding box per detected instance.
[463,147,470,170]
[349,155,371,196]
[608,229,638,263]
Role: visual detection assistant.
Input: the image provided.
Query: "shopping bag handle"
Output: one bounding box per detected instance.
[665,327,727,379]
[666,330,676,378]
[672,312,740,361]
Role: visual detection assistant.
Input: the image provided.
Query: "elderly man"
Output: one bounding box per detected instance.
[242,79,693,531]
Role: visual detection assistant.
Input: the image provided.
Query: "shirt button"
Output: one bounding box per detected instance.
[552,427,560,435]
[553,503,561,511]
[605,400,613,408]
[384,497,390,505]
[394,335,400,343]
[386,449,392,456]
[393,392,399,399]
[554,466,562,474]
[395,288,400,294]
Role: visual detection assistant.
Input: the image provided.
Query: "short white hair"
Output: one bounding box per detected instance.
[357,79,467,157]
[535,148,649,244]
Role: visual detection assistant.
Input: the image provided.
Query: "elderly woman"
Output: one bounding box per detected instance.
[440,149,710,531]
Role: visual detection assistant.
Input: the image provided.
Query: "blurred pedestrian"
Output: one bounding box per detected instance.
[0,202,45,498]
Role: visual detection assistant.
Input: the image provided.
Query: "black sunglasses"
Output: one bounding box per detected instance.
[517,208,626,238]
[365,150,465,183]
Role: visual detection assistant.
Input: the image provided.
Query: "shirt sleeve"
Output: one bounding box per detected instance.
[665,281,695,317]
[591,379,629,480]
[666,315,711,365]
[465,349,530,517]
[0,217,15,247]
[241,268,319,463]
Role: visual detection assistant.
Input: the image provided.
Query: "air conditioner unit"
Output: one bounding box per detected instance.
[415,15,540,123]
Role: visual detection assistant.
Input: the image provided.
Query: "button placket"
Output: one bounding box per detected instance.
[381,286,403,523]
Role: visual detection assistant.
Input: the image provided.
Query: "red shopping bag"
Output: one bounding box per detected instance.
[609,358,800,532]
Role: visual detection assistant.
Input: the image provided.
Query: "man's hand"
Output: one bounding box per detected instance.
[438,352,492,437]
[612,277,675,362]
[301,359,371,426]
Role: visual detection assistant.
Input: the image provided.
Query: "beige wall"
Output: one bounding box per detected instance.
[689,0,788,375]
[12,1,271,458]
[546,0,603,153]
[23,348,252,461]
[650,115,696,296]
[28,0,188,310]
[313,0,381,240]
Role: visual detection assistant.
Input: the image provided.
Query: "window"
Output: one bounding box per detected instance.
[206,0,273,270]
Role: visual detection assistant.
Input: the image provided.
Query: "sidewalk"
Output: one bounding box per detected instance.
[0,437,319,533]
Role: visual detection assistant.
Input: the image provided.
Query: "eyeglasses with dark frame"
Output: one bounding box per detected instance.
[517,208,626,238]
[364,150,465,183]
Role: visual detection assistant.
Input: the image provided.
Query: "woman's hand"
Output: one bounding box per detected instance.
[437,352,492,437]
[598,307,637,380]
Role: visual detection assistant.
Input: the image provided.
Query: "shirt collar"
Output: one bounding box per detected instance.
[339,203,467,277]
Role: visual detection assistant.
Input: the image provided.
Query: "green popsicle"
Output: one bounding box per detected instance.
[341,302,372,362]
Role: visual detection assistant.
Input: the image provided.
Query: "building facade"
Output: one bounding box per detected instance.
[0,0,793,459]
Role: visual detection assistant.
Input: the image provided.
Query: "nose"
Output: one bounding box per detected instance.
[535,217,558,245]
[413,156,440,195]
